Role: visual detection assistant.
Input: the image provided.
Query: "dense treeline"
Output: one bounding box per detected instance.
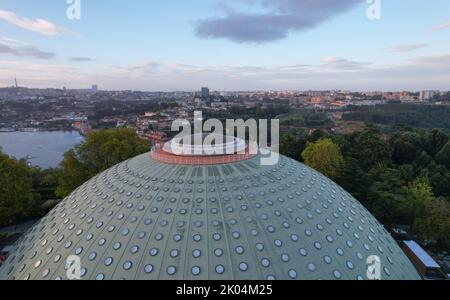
[0,151,59,227]
[279,110,334,128]
[343,104,450,130]
[281,126,450,250]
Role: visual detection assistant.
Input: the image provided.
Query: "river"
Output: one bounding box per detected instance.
[0,131,84,169]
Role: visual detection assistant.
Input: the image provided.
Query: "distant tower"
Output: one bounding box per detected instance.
[201,87,210,99]
[92,84,98,93]
[14,78,18,88]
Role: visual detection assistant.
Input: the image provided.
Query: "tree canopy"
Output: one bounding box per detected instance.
[301,138,344,179]
[56,128,150,198]
[0,150,41,227]
[414,198,450,249]
[343,104,450,130]
[286,125,450,251]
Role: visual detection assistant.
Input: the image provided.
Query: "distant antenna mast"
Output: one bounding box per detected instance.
[14,78,18,88]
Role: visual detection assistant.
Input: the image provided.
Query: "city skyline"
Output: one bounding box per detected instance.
[0,0,450,91]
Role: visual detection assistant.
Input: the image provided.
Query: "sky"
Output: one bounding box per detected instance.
[0,0,450,91]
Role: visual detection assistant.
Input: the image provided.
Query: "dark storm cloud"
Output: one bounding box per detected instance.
[194,0,361,43]
[0,42,54,59]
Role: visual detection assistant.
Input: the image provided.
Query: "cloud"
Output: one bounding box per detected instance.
[0,38,55,59]
[431,20,450,31]
[0,60,82,88]
[84,54,450,90]
[0,9,69,36]
[69,57,93,62]
[2,53,450,91]
[322,56,372,70]
[410,54,450,66]
[194,0,361,43]
[385,44,428,53]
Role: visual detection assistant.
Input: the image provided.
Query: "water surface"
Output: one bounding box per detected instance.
[0,131,84,169]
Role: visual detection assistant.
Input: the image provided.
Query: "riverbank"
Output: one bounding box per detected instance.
[0,128,79,133]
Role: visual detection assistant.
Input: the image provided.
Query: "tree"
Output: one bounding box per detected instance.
[279,133,306,161]
[423,129,449,158]
[436,141,450,170]
[365,165,406,225]
[56,129,150,198]
[414,198,450,249]
[29,167,59,202]
[398,179,435,227]
[308,129,329,143]
[301,138,344,179]
[414,151,433,169]
[0,150,41,227]
[335,157,369,202]
[341,125,392,171]
[420,164,450,198]
[391,136,419,165]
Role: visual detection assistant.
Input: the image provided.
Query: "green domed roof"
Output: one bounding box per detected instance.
[0,152,420,280]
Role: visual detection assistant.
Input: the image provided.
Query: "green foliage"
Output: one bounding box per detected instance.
[413,199,450,250]
[336,158,370,203]
[29,167,59,202]
[391,135,420,165]
[56,149,89,199]
[279,110,334,128]
[423,129,449,157]
[423,164,450,197]
[302,138,344,179]
[436,141,450,169]
[279,133,307,161]
[390,128,448,166]
[0,150,41,227]
[398,179,435,227]
[336,126,449,250]
[308,129,329,143]
[343,104,450,130]
[341,125,392,171]
[56,128,150,198]
[365,166,406,225]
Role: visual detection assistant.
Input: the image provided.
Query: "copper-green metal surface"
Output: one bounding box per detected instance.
[0,153,421,280]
